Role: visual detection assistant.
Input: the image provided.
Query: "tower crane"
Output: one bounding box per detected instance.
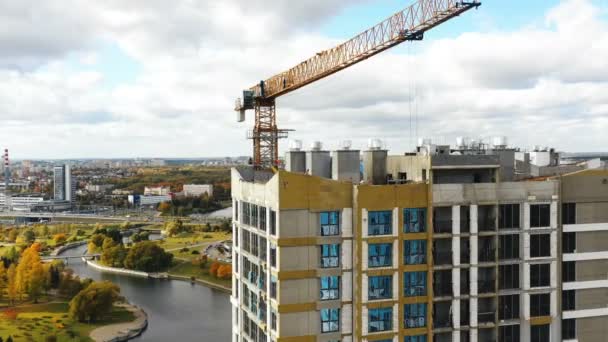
[235,0,481,169]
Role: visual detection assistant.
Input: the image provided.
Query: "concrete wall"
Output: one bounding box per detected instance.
[577,316,608,342]
[576,231,608,253]
[433,181,558,206]
[386,155,430,183]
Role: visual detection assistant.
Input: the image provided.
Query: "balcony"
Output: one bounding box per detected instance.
[434,270,453,297]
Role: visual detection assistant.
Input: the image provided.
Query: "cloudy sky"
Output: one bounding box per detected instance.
[1,0,607,159]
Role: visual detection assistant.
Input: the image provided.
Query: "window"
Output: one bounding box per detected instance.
[369,211,392,235]
[270,210,277,235]
[235,201,239,222]
[321,244,340,268]
[563,261,575,282]
[499,204,520,229]
[320,308,340,333]
[404,303,426,328]
[562,319,576,340]
[404,272,427,297]
[530,204,551,228]
[320,211,340,236]
[404,240,426,265]
[270,244,277,267]
[530,293,550,317]
[499,295,520,320]
[368,308,392,332]
[242,229,251,253]
[563,290,575,311]
[320,276,340,300]
[251,204,259,228]
[368,275,392,300]
[562,203,576,225]
[530,264,550,287]
[530,234,551,258]
[260,206,267,231]
[499,234,520,260]
[405,336,427,342]
[531,324,550,342]
[499,264,520,290]
[563,232,576,254]
[242,202,251,225]
[404,208,426,233]
[270,276,277,299]
[369,243,393,268]
[499,325,520,342]
[271,308,277,331]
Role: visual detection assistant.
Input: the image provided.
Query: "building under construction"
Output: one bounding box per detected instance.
[229,1,608,342]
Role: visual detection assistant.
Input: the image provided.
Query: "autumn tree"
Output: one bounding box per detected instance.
[6,264,17,305]
[53,234,68,245]
[209,262,220,277]
[217,264,232,279]
[69,281,122,323]
[0,262,6,301]
[15,244,44,302]
[28,262,46,303]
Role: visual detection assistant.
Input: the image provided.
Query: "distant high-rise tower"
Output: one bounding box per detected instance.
[3,149,9,190]
[54,165,74,202]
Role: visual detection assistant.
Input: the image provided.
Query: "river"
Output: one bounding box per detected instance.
[61,245,232,341]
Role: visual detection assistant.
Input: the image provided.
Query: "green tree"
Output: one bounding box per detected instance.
[123,241,173,272]
[102,237,118,251]
[101,245,127,267]
[27,262,45,303]
[22,230,36,244]
[69,281,122,323]
[88,234,106,253]
[3,246,18,262]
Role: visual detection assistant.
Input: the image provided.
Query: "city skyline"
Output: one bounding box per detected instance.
[1,0,607,159]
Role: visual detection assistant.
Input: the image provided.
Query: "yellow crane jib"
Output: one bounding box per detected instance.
[235,0,481,169]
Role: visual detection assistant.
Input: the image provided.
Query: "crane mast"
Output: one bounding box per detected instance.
[236,0,481,169]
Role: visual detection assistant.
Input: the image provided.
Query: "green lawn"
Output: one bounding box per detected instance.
[156,231,230,251]
[0,302,135,342]
[168,261,231,288]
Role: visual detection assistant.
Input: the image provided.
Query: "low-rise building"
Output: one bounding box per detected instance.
[144,186,171,196]
[183,184,214,197]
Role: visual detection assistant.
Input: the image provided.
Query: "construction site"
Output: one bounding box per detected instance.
[229,1,608,342]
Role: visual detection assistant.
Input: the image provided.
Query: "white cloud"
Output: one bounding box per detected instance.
[0,0,607,158]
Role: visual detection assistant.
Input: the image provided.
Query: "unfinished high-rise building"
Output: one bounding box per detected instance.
[231,137,608,342]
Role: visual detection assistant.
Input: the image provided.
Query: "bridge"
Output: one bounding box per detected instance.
[41,254,100,261]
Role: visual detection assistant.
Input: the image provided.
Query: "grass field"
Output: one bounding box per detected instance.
[0,302,135,342]
[156,231,230,251]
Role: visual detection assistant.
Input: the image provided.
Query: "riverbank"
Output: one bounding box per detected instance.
[168,274,231,293]
[89,303,148,342]
[83,258,167,279]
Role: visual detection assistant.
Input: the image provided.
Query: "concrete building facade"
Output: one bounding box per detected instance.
[231,142,608,342]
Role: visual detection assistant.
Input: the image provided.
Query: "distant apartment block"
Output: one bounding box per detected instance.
[85,184,114,193]
[231,137,608,342]
[183,184,214,197]
[53,165,75,202]
[128,194,172,207]
[144,186,171,196]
